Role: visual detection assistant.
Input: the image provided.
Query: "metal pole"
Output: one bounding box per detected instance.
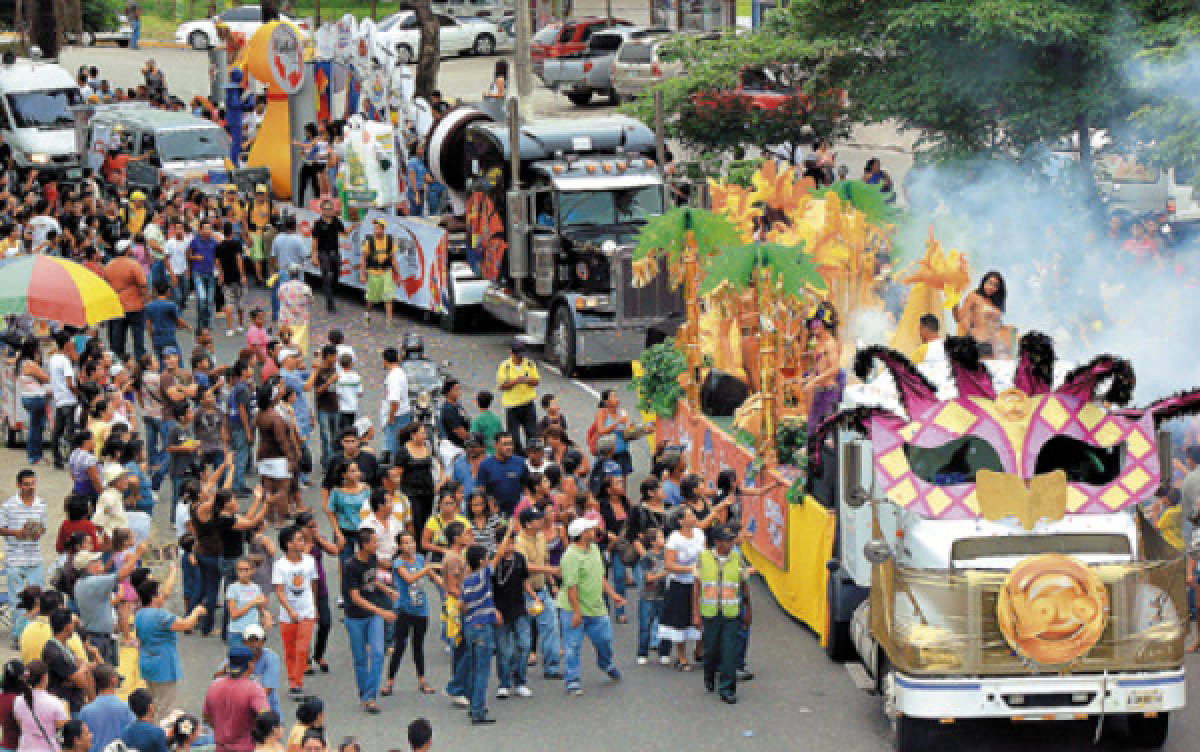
[509,96,521,191]
[515,0,533,101]
[654,88,666,169]
[210,45,227,105]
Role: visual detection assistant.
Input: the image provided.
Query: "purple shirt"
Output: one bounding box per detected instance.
[188,234,217,275]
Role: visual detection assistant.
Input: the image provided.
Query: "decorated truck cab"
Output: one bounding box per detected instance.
[824,339,1189,751]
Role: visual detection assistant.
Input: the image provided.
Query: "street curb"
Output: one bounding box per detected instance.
[135,39,189,49]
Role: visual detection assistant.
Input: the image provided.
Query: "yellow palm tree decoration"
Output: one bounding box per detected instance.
[889,227,972,355]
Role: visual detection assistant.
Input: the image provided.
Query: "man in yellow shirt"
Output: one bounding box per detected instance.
[495,339,539,455]
[21,590,91,666]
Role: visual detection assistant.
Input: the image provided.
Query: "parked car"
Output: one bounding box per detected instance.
[537,26,669,106]
[693,65,806,113]
[459,15,513,52]
[65,14,132,46]
[611,35,683,101]
[174,5,309,50]
[433,0,511,18]
[377,11,499,63]
[1094,153,1169,219]
[530,17,633,68]
[1167,166,1200,235]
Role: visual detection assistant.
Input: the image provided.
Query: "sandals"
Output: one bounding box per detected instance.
[418,683,436,695]
[363,702,381,714]
[381,682,394,697]
[676,660,694,672]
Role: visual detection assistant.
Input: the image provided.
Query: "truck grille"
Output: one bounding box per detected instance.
[621,256,683,320]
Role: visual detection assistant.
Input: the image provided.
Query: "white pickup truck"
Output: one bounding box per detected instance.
[536,26,669,106]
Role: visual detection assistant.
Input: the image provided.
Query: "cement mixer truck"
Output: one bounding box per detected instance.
[426,102,681,374]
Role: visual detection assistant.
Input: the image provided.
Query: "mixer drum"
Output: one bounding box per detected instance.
[426,106,496,215]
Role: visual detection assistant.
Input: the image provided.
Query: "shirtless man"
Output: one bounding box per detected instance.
[800,308,843,428]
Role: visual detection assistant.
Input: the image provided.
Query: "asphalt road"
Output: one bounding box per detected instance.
[3,43,1184,752]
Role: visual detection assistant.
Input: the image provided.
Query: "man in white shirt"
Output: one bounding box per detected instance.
[0,469,47,642]
[380,347,410,461]
[47,331,79,468]
[164,220,191,313]
[28,201,60,251]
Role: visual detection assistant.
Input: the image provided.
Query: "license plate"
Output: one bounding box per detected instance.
[1126,689,1163,709]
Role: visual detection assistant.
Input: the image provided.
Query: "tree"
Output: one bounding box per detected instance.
[632,0,1189,174]
[411,0,439,101]
[1128,21,1200,184]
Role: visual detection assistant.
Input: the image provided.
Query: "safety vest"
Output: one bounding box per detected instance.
[698,549,743,619]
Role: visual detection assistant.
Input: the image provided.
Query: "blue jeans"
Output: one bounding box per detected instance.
[530,588,560,676]
[465,622,494,720]
[737,622,750,670]
[230,425,251,493]
[129,18,140,48]
[151,260,168,290]
[21,396,46,464]
[381,412,411,456]
[171,273,189,312]
[150,418,176,487]
[558,610,614,689]
[317,410,339,470]
[7,564,43,640]
[445,637,470,697]
[494,614,531,689]
[144,416,164,479]
[109,310,145,359]
[194,273,216,329]
[193,554,221,635]
[344,614,385,703]
[637,598,664,657]
[269,269,288,322]
[181,550,200,611]
[610,556,640,619]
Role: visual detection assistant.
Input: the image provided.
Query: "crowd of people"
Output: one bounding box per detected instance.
[0,58,761,748]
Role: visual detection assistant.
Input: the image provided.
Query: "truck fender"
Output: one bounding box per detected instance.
[545,293,588,335]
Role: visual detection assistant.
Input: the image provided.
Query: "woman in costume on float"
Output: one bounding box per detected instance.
[954,270,1013,358]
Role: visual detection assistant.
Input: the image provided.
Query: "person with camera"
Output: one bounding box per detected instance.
[0,469,47,645]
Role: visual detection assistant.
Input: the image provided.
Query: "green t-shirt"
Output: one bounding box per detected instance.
[470,410,504,453]
[556,542,607,617]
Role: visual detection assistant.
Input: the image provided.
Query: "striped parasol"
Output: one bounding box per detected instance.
[0,255,124,327]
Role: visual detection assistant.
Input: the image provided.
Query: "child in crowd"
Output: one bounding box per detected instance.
[227,555,271,650]
[110,527,140,646]
[247,308,269,364]
[637,528,668,665]
[469,391,503,454]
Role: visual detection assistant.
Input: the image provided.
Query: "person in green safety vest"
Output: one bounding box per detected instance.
[692,525,750,704]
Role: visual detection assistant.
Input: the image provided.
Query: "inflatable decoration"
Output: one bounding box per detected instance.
[244,20,308,199]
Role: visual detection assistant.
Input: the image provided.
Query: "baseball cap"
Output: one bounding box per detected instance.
[116,238,131,252]
[162,345,179,357]
[228,646,254,676]
[510,338,525,353]
[711,525,738,542]
[372,217,387,226]
[74,550,104,572]
[567,517,598,540]
[130,191,146,201]
[354,416,373,438]
[243,624,266,641]
[601,460,623,478]
[109,363,125,378]
[223,184,238,193]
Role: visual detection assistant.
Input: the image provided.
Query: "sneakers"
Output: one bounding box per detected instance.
[225,329,234,337]
[471,715,497,725]
[236,325,245,333]
[737,668,756,682]
[446,693,469,707]
[515,685,533,698]
[659,656,672,665]
[636,656,648,665]
[566,684,583,696]
[606,666,622,681]
[495,687,510,699]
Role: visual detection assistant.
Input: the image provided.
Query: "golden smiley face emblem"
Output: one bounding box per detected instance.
[996,554,1108,665]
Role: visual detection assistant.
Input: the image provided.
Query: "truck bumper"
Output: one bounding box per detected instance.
[893,669,1186,720]
[575,319,651,367]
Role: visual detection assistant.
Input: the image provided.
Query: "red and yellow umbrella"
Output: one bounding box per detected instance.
[0,256,124,327]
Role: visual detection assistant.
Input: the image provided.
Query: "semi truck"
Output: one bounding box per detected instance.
[825,343,1187,751]
[426,101,682,374]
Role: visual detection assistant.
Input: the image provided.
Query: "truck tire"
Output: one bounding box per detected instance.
[567,90,592,107]
[824,572,854,662]
[550,305,577,377]
[609,88,620,105]
[440,279,462,333]
[894,715,937,752]
[1125,713,1169,749]
[473,34,495,56]
[189,30,210,50]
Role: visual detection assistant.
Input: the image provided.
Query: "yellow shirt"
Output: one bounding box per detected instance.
[496,357,538,408]
[424,513,470,548]
[20,618,88,665]
[125,206,147,235]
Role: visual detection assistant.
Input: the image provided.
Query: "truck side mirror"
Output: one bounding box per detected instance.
[843,439,869,509]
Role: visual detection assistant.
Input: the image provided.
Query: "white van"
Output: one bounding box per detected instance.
[0,58,83,178]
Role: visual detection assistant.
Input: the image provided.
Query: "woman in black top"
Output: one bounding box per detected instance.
[394,423,438,536]
[188,481,223,636]
[598,474,636,623]
[214,488,268,640]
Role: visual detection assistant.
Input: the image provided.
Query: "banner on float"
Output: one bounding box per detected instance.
[655,400,790,570]
[294,208,448,316]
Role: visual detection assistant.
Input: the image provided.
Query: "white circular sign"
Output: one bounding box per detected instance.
[268,23,305,95]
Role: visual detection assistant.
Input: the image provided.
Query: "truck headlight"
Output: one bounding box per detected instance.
[895,623,964,672]
[574,295,609,311]
[29,153,49,165]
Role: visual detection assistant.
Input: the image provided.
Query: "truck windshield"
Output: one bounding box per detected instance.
[6,89,81,129]
[559,186,663,226]
[155,129,229,161]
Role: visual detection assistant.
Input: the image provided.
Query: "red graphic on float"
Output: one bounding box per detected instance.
[466,191,507,283]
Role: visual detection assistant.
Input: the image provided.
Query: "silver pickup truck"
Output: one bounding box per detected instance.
[536,26,670,106]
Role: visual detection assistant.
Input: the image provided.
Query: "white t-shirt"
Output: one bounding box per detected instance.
[29,215,60,250]
[336,371,363,414]
[334,344,356,374]
[47,352,77,407]
[272,554,318,623]
[165,235,191,275]
[359,513,404,562]
[381,366,410,425]
[666,528,706,585]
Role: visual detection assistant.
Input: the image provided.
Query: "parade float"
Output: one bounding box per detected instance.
[631,162,1190,750]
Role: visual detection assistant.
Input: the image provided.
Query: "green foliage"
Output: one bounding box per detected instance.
[785,476,806,505]
[633,206,743,269]
[629,0,1190,167]
[776,417,807,468]
[84,0,122,31]
[630,339,687,418]
[698,241,827,297]
[1128,22,1200,188]
[814,180,901,229]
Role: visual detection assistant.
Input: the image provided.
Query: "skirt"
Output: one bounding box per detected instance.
[657,579,700,643]
[258,457,291,479]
